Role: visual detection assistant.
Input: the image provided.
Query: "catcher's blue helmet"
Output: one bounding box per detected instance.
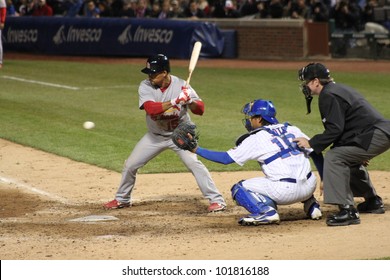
[141,54,171,75]
[242,99,278,131]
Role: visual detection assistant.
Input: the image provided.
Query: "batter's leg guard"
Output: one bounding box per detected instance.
[231,181,277,214]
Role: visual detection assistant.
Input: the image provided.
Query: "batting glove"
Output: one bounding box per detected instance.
[181,86,193,104]
[171,89,192,106]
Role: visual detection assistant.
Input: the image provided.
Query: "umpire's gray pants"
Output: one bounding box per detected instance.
[323,129,390,206]
[115,132,226,206]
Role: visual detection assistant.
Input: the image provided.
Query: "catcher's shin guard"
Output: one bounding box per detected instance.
[231,182,277,214]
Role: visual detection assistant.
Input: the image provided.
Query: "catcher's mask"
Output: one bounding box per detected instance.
[141,54,171,75]
[241,99,279,131]
[298,62,330,114]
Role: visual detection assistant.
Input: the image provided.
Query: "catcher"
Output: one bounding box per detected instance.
[172,99,324,226]
[103,54,226,212]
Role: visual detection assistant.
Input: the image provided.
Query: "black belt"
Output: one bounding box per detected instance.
[279,172,312,183]
[153,133,170,137]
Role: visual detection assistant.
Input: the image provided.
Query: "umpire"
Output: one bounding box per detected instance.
[294,62,390,226]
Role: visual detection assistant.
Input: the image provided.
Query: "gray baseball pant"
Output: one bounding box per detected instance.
[115,132,226,206]
[323,129,390,206]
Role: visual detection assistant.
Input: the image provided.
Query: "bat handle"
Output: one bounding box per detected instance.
[185,72,193,87]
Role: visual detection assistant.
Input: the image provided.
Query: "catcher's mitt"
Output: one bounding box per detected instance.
[171,122,199,151]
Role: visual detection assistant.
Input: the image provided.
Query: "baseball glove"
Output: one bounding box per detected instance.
[171,122,199,151]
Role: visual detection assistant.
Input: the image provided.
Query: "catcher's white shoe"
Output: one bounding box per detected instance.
[238,210,280,226]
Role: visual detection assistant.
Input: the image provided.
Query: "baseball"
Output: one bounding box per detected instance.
[83,121,95,130]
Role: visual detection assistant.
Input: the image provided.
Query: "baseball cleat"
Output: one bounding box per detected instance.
[308,202,322,220]
[103,199,130,210]
[357,196,385,214]
[238,210,280,226]
[208,203,226,212]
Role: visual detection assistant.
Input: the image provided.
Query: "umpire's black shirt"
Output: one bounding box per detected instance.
[309,82,390,154]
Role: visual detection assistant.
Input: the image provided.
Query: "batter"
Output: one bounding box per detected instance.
[103,54,226,212]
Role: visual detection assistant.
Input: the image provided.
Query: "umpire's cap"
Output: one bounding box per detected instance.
[141,54,171,74]
[298,62,330,82]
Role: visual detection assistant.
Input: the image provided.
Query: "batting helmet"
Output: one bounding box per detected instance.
[242,99,278,131]
[141,54,171,75]
[298,62,330,82]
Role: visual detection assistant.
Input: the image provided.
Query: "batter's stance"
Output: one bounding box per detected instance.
[174,99,323,225]
[104,54,226,212]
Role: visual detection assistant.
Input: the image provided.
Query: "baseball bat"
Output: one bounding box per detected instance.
[185,41,202,87]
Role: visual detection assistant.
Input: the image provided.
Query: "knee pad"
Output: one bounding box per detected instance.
[231,182,277,214]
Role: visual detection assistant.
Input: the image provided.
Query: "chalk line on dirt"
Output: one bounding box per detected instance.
[0,175,71,204]
[69,215,119,222]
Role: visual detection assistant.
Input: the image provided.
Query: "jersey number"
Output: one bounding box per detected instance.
[271,133,301,159]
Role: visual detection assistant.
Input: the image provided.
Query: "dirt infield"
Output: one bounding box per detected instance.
[1,55,390,260]
[0,138,389,260]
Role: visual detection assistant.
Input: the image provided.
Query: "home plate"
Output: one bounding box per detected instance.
[69,215,119,222]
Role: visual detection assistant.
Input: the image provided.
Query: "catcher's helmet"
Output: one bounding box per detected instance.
[242,99,278,131]
[298,62,330,82]
[141,54,171,75]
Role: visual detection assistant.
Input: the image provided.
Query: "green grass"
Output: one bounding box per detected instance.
[1,59,389,173]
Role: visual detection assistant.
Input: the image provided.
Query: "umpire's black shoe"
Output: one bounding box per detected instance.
[326,206,360,226]
[357,195,385,214]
